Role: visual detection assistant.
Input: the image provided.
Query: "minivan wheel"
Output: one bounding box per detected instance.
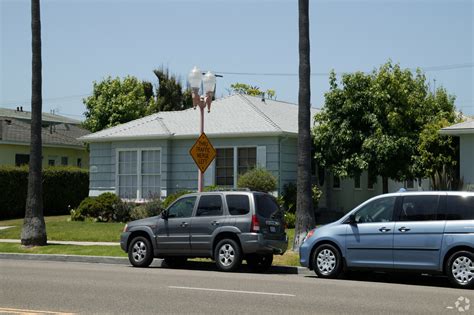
[312,244,342,279]
[128,236,153,268]
[446,251,474,289]
[214,239,242,272]
[246,254,273,272]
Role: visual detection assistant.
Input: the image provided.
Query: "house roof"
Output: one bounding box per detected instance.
[440,118,474,135]
[79,94,320,142]
[0,117,90,148]
[0,107,81,125]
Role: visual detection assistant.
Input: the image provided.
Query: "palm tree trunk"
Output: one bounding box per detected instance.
[21,0,47,246]
[293,0,314,250]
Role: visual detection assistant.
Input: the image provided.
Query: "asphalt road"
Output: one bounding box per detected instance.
[0,259,471,314]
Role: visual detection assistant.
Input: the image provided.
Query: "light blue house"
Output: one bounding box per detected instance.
[79,94,319,200]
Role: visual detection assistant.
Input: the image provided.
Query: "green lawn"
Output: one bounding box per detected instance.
[0,215,125,242]
[0,215,300,266]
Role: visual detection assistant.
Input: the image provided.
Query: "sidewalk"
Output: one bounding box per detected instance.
[0,239,120,246]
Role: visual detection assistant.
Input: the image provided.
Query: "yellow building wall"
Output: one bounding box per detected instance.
[0,143,89,168]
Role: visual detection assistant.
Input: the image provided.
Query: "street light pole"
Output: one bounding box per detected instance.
[188,66,216,192]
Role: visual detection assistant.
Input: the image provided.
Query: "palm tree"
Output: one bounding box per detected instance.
[21,0,47,246]
[293,0,315,250]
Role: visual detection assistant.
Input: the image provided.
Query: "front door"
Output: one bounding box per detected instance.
[156,196,196,254]
[345,196,397,269]
[393,194,445,270]
[189,194,227,255]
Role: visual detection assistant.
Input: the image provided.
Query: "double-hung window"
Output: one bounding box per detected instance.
[117,149,161,200]
[215,147,257,187]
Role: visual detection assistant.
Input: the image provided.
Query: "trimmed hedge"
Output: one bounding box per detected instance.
[0,166,89,220]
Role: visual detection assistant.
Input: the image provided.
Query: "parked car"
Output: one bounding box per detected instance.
[121,191,287,272]
[299,191,474,289]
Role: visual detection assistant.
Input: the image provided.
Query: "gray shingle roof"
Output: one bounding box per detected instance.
[440,118,474,135]
[0,118,90,148]
[0,107,81,125]
[80,94,320,142]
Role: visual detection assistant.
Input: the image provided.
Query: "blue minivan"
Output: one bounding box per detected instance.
[299,192,474,289]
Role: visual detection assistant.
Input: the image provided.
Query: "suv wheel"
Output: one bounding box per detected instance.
[128,236,153,268]
[214,239,242,272]
[163,257,187,268]
[246,254,273,272]
[446,250,474,289]
[312,244,342,278]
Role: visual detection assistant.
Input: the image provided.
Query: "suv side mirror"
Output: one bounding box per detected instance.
[348,213,357,225]
[161,210,168,220]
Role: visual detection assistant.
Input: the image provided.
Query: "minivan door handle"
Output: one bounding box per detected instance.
[180,222,188,228]
[398,227,410,232]
[211,221,220,226]
[378,227,391,232]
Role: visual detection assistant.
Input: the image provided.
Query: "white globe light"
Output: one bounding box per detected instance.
[188,66,202,90]
[202,71,216,94]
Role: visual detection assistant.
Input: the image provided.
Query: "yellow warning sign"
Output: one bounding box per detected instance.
[189,133,216,173]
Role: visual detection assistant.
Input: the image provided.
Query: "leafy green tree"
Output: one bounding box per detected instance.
[229,83,276,99]
[83,76,155,132]
[147,67,192,113]
[293,0,314,250]
[22,0,47,246]
[237,168,277,192]
[313,61,458,193]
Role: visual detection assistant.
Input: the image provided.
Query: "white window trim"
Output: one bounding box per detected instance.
[115,147,162,201]
[211,145,258,188]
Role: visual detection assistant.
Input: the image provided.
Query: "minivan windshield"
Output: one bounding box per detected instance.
[254,194,280,218]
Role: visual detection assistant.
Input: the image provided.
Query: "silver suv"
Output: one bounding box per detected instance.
[120,191,288,272]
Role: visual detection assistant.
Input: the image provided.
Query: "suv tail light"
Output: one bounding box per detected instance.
[250,215,260,232]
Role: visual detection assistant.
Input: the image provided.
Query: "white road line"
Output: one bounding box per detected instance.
[0,307,74,314]
[168,286,295,297]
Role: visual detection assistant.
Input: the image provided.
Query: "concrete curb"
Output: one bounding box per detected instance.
[0,253,311,275]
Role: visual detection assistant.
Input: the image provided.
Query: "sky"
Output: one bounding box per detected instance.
[1,0,473,120]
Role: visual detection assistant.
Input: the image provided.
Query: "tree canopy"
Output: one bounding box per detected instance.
[83,76,155,132]
[229,83,276,99]
[147,67,192,113]
[313,61,460,192]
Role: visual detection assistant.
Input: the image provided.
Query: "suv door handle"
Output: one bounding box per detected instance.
[378,227,391,232]
[398,227,410,232]
[180,222,188,228]
[211,221,220,226]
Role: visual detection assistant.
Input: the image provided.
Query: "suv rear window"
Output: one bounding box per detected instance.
[226,195,250,215]
[254,194,280,218]
[442,196,474,220]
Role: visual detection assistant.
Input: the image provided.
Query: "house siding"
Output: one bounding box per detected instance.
[279,137,297,191]
[460,134,474,189]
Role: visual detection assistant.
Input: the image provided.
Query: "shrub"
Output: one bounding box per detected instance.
[237,168,277,193]
[162,190,192,209]
[113,201,136,223]
[143,198,163,217]
[0,166,89,220]
[130,205,148,221]
[284,212,296,229]
[281,182,297,213]
[71,192,122,222]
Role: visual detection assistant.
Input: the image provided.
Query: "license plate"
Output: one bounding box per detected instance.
[269,226,276,233]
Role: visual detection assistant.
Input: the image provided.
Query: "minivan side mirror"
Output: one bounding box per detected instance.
[348,213,357,225]
[161,210,168,220]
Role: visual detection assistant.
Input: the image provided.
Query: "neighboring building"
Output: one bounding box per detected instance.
[440,119,474,191]
[0,107,90,168]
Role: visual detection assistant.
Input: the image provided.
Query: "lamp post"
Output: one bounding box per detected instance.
[188,66,216,192]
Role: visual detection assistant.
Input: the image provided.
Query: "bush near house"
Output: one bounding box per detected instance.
[0,166,89,220]
[237,168,277,193]
[71,193,164,222]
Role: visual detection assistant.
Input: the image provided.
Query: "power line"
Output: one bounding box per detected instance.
[216,62,474,77]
